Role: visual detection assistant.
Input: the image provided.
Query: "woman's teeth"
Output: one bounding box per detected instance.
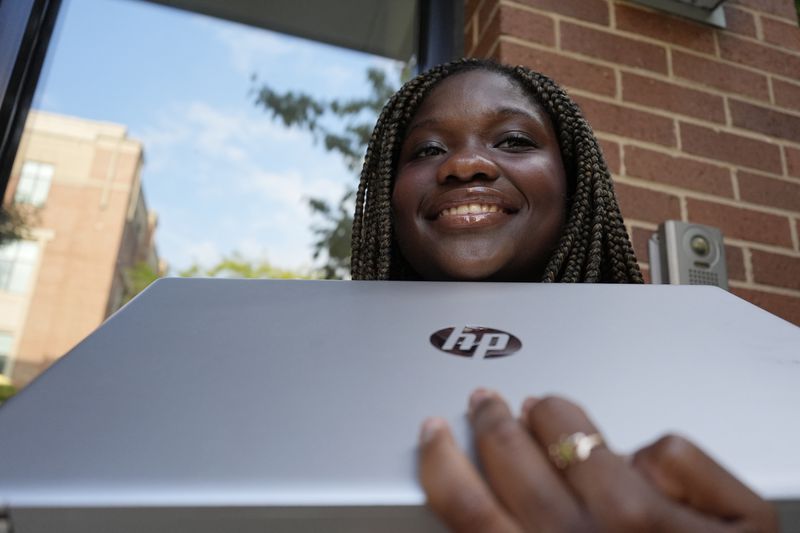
[439,204,500,217]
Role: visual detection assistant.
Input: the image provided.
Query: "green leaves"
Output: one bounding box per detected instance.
[178,253,313,280]
[0,382,17,405]
[121,261,162,304]
[0,204,32,246]
[308,190,354,280]
[252,64,406,279]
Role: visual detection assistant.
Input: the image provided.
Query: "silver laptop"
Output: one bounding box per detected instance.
[1,279,799,532]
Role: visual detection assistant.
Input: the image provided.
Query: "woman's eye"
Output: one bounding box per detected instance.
[413,144,445,159]
[496,134,535,150]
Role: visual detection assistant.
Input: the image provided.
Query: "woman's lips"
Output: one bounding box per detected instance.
[433,209,511,229]
[424,187,522,222]
[425,187,521,231]
[437,203,508,217]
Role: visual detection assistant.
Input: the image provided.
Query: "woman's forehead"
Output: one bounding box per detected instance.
[407,69,549,131]
[405,69,552,137]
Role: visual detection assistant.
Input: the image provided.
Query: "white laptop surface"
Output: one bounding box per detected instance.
[1,279,799,532]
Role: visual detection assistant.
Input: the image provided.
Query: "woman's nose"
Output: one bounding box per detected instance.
[436,149,500,184]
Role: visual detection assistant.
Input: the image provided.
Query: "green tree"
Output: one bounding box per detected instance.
[121,261,162,305]
[252,64,410,278]
[121,254,313,304]
[0,374,16,406]
[0,204,32,246]
[178,253,314,280]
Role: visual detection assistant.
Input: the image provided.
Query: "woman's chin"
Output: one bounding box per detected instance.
[430,261,523,282]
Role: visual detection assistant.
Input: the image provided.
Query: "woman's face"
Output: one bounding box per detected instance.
[392,69,568,281]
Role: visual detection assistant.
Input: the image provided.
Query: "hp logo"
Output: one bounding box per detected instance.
[430,326,522,359]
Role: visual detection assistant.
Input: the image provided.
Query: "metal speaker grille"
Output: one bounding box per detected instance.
[689,268,719,286]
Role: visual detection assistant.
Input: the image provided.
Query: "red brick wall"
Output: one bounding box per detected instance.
[464,0,800,325]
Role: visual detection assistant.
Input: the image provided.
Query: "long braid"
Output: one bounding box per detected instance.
[352,59,643,283]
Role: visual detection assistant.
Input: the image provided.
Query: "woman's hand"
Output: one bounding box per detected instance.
[418,390,778,532]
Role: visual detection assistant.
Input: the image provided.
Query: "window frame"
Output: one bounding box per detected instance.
[0,0,62,200]
[14,160,54,207]
[0,239,40,294]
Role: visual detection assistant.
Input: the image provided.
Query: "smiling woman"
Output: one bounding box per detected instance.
[351,59,642,283]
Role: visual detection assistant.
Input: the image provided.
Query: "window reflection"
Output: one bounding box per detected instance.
[0,240,39,293]
[14,161,54,207]
[0,0,407,387]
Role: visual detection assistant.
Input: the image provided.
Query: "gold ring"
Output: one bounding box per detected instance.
[548,432,605,469]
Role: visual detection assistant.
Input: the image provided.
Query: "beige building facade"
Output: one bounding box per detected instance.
[0,110,159,387]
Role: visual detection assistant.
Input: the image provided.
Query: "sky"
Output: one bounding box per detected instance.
[31,0,401,273]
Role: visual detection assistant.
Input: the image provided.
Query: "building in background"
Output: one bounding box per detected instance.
[0,110,160,386]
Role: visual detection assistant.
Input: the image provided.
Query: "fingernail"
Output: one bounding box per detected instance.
[420,417,445,444]
[521,396,540,419]
[469,388,493,415]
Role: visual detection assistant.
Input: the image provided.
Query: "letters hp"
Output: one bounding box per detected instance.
[442,326,510,359]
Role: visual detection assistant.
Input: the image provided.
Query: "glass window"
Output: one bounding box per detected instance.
[14,161,54,207]
[1,0,420,388]
[0,240,39,293]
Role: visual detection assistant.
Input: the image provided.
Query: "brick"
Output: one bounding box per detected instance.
[718,33,800,79]
[723,5,758,37]
[624,145,734,196]
[639,263,653,285]
[477,0,499,40]
[631,226,655,263]
[641,266,651,283]
[497,4,555,47]
[621,72,725,124]
[751,249,800,290]
[598,138,620,174]
[680,122,783,174]
[561,22,667,73]
[762,16,800,51]
[738,171,800,211]
[796,219,800,248]
[465,0,481,22]
[472,32,501,59]
[773,78,800,112]
[515,0,609,25]
[614,182,682,223]
[725,244,747,281]
[729,99,800,144]
[472,7,501,58]
[575,96,676,147]
[731,0,799,21]
[731,287,800,325]
[615,3,716,54]
[787,146,800,178]
[672,50,770,101]
[499,41,616,96]
[686,198,793,247]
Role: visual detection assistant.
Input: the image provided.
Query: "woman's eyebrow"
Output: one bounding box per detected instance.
[495,106,547,129]
[406,106,548,137]
[405,117,440,136]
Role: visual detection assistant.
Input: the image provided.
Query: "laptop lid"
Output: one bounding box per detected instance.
[1,279,798,532]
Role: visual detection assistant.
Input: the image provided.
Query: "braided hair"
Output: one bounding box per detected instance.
[351,58,643,283]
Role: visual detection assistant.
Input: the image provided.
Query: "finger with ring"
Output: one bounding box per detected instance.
[549,432,605,469]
